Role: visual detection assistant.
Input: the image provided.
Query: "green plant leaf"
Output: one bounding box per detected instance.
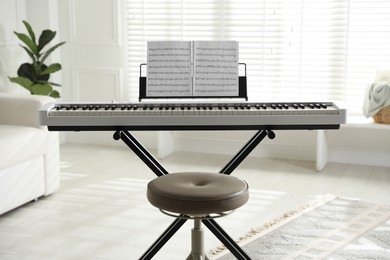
[22,20,36,44]
[19,45,36,62]
[41,63,61,75]
[31,83,53,95]
[36,63,50,81]
[17,63,51,82]
[8,76,34,91]
[38,30,56,51]
[14,32,39,56]
[47,81,61,87]
[40,42,66,63]
[49,90,60,98]
[33,62,42,75]
[17,63,36,81]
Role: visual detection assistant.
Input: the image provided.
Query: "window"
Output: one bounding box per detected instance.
[126,0,390,116]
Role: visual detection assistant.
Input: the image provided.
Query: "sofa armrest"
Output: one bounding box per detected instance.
[0,93,54,129]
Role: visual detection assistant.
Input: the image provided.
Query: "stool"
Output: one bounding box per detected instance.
[147,172,249,260]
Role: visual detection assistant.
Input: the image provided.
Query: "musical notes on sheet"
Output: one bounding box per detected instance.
[146,41,239,97]
[147,41,192,96]
[193,41,238,96]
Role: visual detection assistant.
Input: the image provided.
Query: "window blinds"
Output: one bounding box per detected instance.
[126,0,390,115]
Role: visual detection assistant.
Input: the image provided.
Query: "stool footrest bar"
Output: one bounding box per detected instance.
[159,209,235,219]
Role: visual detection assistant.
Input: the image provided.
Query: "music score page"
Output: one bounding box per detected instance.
[147,41,192,97]
[193,41,239,96]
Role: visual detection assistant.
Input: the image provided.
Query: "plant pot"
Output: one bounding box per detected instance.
[373,105,390,124]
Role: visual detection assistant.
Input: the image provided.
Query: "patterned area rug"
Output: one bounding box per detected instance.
[210,194,390,259]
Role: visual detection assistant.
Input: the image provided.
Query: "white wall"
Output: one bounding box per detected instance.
[54,0,156,147]
[1,0,389,170]
[0,0,27,93]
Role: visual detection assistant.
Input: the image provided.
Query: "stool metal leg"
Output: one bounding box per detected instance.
[187,219,210,260]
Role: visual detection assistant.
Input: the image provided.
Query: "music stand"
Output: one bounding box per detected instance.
[138,63,248,101]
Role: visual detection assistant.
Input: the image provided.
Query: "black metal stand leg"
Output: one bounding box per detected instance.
[114,130,187,259]
[220,130,275,175]
[140,216,188,260]
[203,219,251,260]
[114,130,168,177]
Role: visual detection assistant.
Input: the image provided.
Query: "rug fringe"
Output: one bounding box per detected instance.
[208,193,338,258]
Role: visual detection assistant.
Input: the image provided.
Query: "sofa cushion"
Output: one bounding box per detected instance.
[0,125,48,170]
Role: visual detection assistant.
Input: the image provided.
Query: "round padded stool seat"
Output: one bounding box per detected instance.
[147,172,249,216]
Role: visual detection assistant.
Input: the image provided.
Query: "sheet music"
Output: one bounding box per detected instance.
[193,41,239,96]
[147,41,192,96]
[146,41,239,97]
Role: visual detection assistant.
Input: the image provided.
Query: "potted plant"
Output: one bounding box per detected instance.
[363,69,390,124]
[9,21,65,98]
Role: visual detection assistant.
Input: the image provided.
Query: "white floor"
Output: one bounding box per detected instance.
[1,143,390,260]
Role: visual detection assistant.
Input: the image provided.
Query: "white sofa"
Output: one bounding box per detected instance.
[0,93,60,215]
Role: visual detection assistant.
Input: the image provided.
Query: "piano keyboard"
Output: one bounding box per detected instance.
[39,102,346,131]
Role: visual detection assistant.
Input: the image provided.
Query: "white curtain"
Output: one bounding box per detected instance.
[125,0,390,115]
